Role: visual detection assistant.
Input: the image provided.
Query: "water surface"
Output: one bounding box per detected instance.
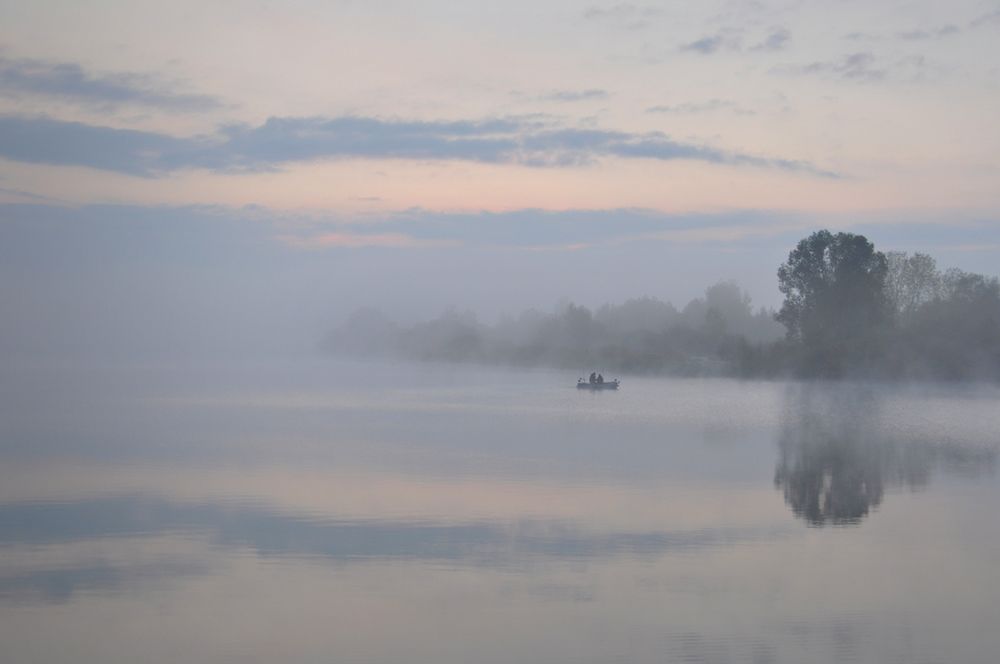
[1,359,997,663]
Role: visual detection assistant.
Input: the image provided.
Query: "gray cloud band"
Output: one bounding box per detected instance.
[0,56,223,111]
[0,115,837,178]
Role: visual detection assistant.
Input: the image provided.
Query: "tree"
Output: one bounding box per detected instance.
[776,230,890,376]
[701,280,784,343]
[903,269,1000,379]
[885,251,941,317]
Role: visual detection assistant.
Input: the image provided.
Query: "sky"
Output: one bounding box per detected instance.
[1,0,999,358]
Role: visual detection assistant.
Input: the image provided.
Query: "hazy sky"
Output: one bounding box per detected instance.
[2,0,999,357]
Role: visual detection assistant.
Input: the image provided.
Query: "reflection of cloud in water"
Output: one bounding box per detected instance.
[774,385,996,526]
[0,493,790,602]
[0,561,210,604]
[0,494,787,561]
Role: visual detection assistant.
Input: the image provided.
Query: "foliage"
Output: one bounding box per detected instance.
[776,231,891,376]
[897,269,1000,379]
[774,231,1000,381]
[885,251,941,317]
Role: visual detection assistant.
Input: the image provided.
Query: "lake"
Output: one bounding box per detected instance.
[1,358,997,663]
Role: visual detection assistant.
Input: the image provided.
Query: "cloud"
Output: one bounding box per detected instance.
[646,99,754,116]
[776,52,886,82]
[0,115,197,175]
[678,28,748,55]
[584,3,641,19]
[205,116,527,170]
[751,27,791,51]
[679,34,729,54]
[895,54,933,79]
[896,25,960,40]
[538,89,610,102]
[845,24,961,42]
[970,9,1000,28]
[0,113,835,177]
[0,55,224,111]
[675,26,790,57]
[583,3,660,24]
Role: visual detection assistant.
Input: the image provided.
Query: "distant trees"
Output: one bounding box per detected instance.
[899,268,1000,379]
[885,251,941,317]
[701,280,785,344]
[776,231,891,376]
[327,282,783,375]
[328,231,1000,382]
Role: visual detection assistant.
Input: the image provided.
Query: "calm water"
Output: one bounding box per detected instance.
[1,359,998,663]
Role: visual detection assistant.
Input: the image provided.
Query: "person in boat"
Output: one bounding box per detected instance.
[597,373,604,384]
[589,372,597,384]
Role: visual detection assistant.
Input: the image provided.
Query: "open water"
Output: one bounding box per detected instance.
[1,358,997,663]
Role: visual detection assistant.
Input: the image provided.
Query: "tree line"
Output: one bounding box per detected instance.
[327,230,1000,381]
[769,230,1000,379]
[327,281,784,376]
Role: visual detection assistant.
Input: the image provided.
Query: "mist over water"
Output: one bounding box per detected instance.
[3,211,999,663]
[4,0,1000,661]
[0,358,997,663]
[328,281,784,376]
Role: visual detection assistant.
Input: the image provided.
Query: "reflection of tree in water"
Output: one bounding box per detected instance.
[774,386,995,526]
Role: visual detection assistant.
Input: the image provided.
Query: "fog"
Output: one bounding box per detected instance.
[0,203,788,367]
[327,231,1000,381]
[3,207,999,383]
[328,282,783,375]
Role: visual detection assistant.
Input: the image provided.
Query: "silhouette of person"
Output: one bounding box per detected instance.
[597,373,604,384]
[589,372,596,384]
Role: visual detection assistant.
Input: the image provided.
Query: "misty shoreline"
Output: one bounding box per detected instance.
[325,281,783,380]
[326,231,1000,383]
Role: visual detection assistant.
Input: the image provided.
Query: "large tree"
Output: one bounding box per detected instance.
[776,230,890,376]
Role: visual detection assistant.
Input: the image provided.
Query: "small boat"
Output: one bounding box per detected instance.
[577,378,620,390]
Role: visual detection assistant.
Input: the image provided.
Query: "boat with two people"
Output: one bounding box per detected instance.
[577,371,620,390]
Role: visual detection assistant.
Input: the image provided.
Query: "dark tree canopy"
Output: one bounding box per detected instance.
[776,230,890,376]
